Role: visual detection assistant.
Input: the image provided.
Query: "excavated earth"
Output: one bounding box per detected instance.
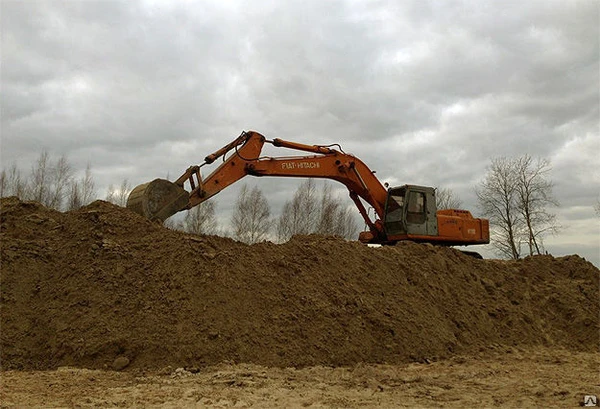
[0,196,598,372]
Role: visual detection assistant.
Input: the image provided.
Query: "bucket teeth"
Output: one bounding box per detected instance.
[126,179,189,222]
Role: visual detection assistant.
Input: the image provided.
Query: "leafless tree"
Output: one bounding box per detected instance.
[105,184,116,204]
[0,163,28,198]
[476,155,559,259]
[0,170,5,198]
[231,184,271,244]
[27,151,77,210]
[67,181,82,210]
[476,157,524,259]
[515,155,559,256]
[2,153,95,211]
[277,180,358,241]
[182,201,218,235]
[80,163,96,205]
[276,179,319,241]
[336,206,359,239]
[316,183,340,235]
[106,179,132,207]
[66,163,97,210]
[316,183,358,239]
[47,154,73,209]
[435,187,463,210]
[30,150,51,205]
[595,197,600,217]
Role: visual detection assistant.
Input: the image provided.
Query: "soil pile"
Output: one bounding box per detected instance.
[1,197,598,370]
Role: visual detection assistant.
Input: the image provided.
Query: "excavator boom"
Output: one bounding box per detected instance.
[126,130,489,247]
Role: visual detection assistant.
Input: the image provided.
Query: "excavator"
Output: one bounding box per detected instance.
[126,130,489,249]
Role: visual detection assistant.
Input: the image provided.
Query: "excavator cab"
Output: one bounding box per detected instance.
[383,185,438,238]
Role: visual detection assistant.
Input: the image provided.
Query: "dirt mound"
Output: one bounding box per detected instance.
[1,196,598,370]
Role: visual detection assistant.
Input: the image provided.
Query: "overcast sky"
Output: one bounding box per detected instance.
[1,0,599,265]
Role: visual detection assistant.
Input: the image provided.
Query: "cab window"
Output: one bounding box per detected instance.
[384,188,406,234]
[388,195,404,213]
[406,192,425,224]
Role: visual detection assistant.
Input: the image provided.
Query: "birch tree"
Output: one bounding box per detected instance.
[183,201,218,235]
[476,155,558,259]
[0,163,28,198]
[476,157,523,259]
[28,151,77,209]
[231,184,271,244]
[278,180,358,241]
[47,154,73,209]
[316,183,358,239]
[106,179,132,206]
[515,155,559,255]
[67,163,96,210]
[30,150,51,205]
[276,179,319,241]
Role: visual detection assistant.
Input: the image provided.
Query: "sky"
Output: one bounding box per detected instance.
[1,0,599,265]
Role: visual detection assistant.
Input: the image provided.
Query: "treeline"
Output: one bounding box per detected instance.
[168,179,359,243]
[1,151,562,256]
[1,151,96,211]
[0,151,359,243]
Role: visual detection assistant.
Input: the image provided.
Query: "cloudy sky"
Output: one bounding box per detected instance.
[1,0,599,264]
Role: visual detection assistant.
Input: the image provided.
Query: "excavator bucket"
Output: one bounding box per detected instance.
[126,179,189,222]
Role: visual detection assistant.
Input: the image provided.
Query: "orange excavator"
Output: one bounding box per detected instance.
[127,130,489,248]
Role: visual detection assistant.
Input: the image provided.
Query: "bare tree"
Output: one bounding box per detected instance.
[79,163,96,205]
[27,151,78,210]
[316,183,340,235]
[276,201,294,241]
[63,168,85,210]
[106,179,132,207]
[66,164,97,210]
[515,155,559,256]
[2,153,94,210]
[316,183,358,239]
[30,150,51,205]
[276,179,319,241]
[0,163,28,198]
[47,154,73,210]
[477,155,559,259]
[231,184,271,244]
[476,157,524,259]
[182,201,218,235]
[67,180,82,210]
[595,197,600,217]
[106,184,117,204]
[337,206,359,239]
[435,187,463,210]
[0,169,5,198]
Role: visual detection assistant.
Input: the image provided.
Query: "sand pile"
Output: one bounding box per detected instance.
[1,196,598,370]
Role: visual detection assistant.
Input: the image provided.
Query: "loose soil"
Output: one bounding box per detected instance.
[1,347,598,408]
[0,197,598,407]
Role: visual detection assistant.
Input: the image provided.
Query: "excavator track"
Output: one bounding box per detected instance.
[126,179,189,222]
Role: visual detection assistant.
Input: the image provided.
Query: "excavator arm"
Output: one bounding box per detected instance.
[127,131,389,241]
[127,130,489,247]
